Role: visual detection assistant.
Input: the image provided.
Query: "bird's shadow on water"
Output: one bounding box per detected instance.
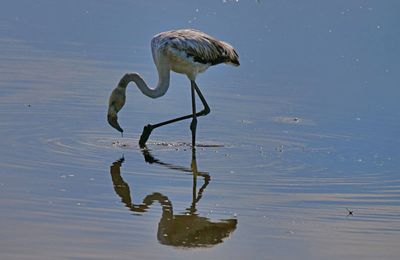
[109,147,237,248]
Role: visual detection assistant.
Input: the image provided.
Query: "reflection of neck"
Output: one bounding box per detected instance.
[118,68,170,99]
[110,159,132,206]
[143,193,173,219]
[110,158,173,215]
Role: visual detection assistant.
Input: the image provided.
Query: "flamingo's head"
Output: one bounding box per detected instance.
[107,86,126,133]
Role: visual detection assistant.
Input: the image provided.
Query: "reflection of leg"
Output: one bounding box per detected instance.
[142,147,159,164]
[191,146,198,210]
[190,147,210,206]
[138,80,210,147]
[191,147,197,171]
[195,174,210,204]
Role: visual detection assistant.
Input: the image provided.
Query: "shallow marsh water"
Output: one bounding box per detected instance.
[1,1,400,259]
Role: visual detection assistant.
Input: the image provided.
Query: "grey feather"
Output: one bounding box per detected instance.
[154,29,240,66]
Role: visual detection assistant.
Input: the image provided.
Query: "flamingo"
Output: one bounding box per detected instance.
[107,29,239,147]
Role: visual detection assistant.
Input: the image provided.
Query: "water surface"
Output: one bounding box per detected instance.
[1,1,400,259]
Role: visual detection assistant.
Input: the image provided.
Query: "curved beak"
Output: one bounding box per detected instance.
[107,114,124,133]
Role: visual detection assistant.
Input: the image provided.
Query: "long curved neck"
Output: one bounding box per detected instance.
[118,65,170,99]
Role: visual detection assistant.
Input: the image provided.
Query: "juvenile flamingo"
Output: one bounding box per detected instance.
[107,29,239,147]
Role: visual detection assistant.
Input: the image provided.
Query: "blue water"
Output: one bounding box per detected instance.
[1,1,399,259]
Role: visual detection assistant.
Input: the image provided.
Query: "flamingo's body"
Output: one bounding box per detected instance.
[152,29,239,81]
[107,29,239,147]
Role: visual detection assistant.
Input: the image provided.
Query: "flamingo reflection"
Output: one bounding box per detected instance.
[109,148,237,247]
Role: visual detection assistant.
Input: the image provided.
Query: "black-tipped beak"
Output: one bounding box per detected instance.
[108,114,124,133]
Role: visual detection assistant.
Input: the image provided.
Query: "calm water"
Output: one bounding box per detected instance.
[1,1,400,259]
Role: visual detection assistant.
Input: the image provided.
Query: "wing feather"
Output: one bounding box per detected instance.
[154,29,239,66]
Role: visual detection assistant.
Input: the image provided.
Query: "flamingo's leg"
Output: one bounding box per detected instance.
[190,81,197,147]
[139,81,210,148]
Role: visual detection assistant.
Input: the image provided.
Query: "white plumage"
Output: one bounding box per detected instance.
[152,29,239,80]
[107,29,240,147]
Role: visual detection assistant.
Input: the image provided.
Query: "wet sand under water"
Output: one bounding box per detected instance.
[1,1,400,259]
